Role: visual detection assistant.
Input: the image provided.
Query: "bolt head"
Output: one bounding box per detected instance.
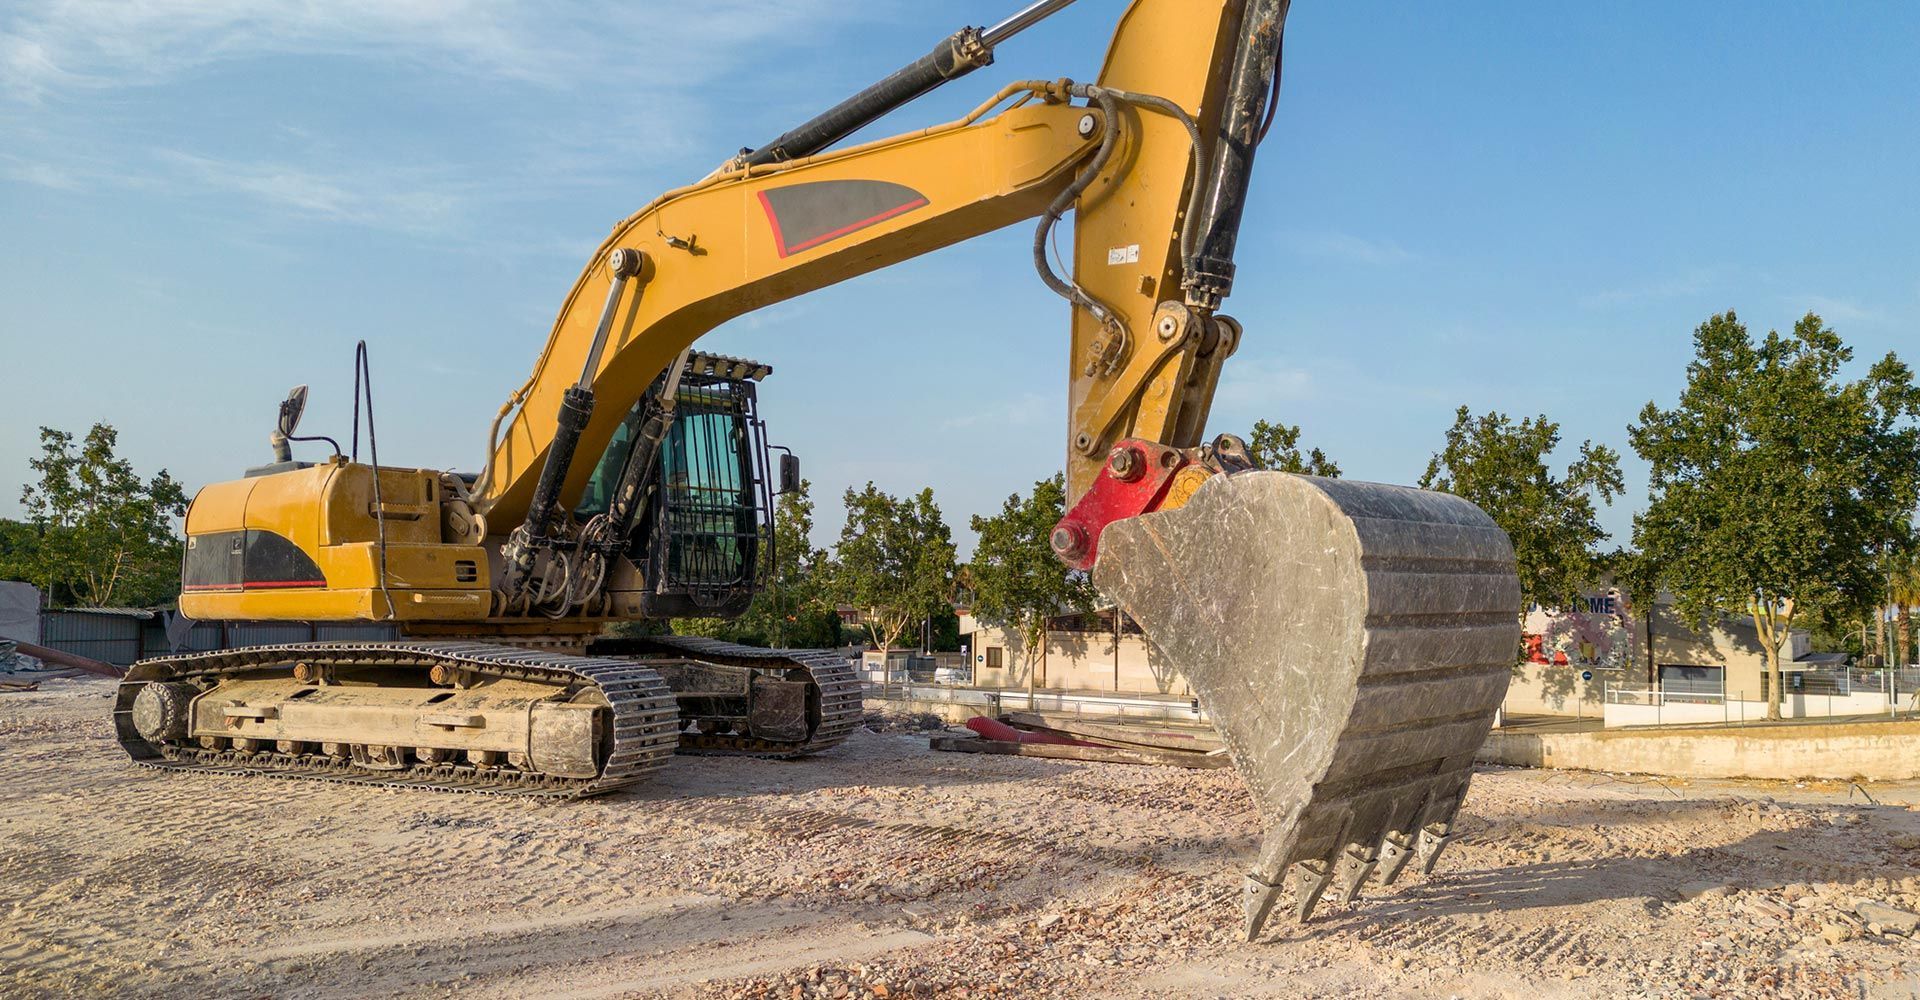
[1050,524,1088,558]
[1108,445,1144,482]
[1078,113,1098,138]
[1157,315,1180,340]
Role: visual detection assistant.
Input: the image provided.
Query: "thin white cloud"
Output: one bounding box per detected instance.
[0,0,896,237]
[0,0,539,99]
[1280,231,1415,265]
[1790,294,1880,325]
[1579,267,1727,309]
[154,149,463,233]
[0,0,889,101]
[0,156,82,190]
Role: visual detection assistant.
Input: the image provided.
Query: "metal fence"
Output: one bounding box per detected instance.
[1603,666,1920,726]
[863,680,1209,723]
[1605,683,1722,707]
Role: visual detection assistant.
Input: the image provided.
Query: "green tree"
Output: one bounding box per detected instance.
[830,483,955,651]
[967,474,1097,683]
[0,519,39,587]
[1629,312,1920,718]
[15,424,189,607]
[1420,406,1623,616]
[1885,543,1920,668]
[745,479,842,648]
[671,480,842,648]
[1247,420,1341,477]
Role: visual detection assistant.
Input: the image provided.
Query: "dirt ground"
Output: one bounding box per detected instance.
[7,679,1920,999]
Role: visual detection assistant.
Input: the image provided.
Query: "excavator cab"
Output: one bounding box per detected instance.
[577,354,778,619]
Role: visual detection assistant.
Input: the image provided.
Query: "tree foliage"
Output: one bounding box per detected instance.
[966,474,1097,674]
[671,479,842,648]
[10,424,188,607]
[1629,312,1920,718]
[830,483,955,651]
[1420,406,1623,615]
[1247,420,1341,477]
[1890,547,1920,668]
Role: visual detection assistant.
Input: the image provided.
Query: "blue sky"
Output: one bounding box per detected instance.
[2,1,1916,555]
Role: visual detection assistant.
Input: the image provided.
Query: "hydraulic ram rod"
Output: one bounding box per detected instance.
[741,0,1080,167]
[1185,0,1292,309]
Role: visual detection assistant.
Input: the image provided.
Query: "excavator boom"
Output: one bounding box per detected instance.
[115,0,1518,940]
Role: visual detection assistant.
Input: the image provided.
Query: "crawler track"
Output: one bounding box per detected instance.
[113,640,681,798]
[590,635,863,757]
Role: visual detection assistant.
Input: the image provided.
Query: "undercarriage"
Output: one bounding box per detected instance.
[113,635,861,797]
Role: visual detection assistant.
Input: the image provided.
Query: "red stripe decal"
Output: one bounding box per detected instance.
[783,197,930,255]
[183,580,327,591]
[757,190,791,258]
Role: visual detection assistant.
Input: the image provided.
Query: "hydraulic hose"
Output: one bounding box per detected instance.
[1087,85,1210,279]
[1032,88,1123,332]
[1031,83,1212,335]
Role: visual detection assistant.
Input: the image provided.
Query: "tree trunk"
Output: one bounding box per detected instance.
[1899,605,1913,669]
[1752,600,1782,722]
[1763,637,1782,721]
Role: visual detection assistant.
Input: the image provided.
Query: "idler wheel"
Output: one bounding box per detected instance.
[131,682,197,743]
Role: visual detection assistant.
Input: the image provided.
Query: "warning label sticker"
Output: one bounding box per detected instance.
[1106,244,1141,266]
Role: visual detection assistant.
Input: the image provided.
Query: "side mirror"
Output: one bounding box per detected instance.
[778,453,801,495]
[277,385,310,439]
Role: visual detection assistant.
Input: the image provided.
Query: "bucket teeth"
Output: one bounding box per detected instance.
[1330,843,1378,904]
[1416,822,1454,876]
[1374,830,1416,886]
[1092,471,1520,936]
[1291,859,1334,924]
[1243,873,1287,941]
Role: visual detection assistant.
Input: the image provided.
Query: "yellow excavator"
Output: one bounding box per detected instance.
[114,0,1520,937]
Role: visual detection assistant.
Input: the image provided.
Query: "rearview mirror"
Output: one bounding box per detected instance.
[778,453,801,495]
[277,385,310,439]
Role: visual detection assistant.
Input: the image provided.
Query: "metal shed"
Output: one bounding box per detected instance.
[38,608,399,669]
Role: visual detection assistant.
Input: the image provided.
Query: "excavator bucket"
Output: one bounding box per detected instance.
[1092,471,1519,940]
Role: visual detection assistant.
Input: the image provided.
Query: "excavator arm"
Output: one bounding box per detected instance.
[475,0,1260,531]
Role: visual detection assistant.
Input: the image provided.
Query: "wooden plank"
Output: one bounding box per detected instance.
[929,735,1228,770]
[1001,711,1223,753]
[0,680,41,692]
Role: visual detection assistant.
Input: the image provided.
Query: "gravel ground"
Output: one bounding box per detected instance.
[5,677,1920,999]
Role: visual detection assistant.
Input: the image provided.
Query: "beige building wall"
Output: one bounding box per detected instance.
[1643,609,1811,699]
[964,623,1195,697]
[1509,593,1819,716]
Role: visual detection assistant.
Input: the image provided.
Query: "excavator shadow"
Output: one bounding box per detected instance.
[604,733,1081,800]
[1265,794,1920,938]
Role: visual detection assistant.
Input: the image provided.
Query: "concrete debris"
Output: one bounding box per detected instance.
[1857,901,1920,936]
[0,640,41,674]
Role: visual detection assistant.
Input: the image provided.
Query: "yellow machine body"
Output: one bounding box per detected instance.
[179,460,491,624]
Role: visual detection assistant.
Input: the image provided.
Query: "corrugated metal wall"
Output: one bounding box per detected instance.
[39,612,145,667]
[38,611,400,667]
[150,621,400,655]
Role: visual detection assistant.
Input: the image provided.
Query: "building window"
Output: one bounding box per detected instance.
[1659,664,1722,697]
[986,647,1003,670]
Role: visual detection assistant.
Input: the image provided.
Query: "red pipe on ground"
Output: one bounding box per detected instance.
[12,640,122,678]
[965,716,1100,747]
